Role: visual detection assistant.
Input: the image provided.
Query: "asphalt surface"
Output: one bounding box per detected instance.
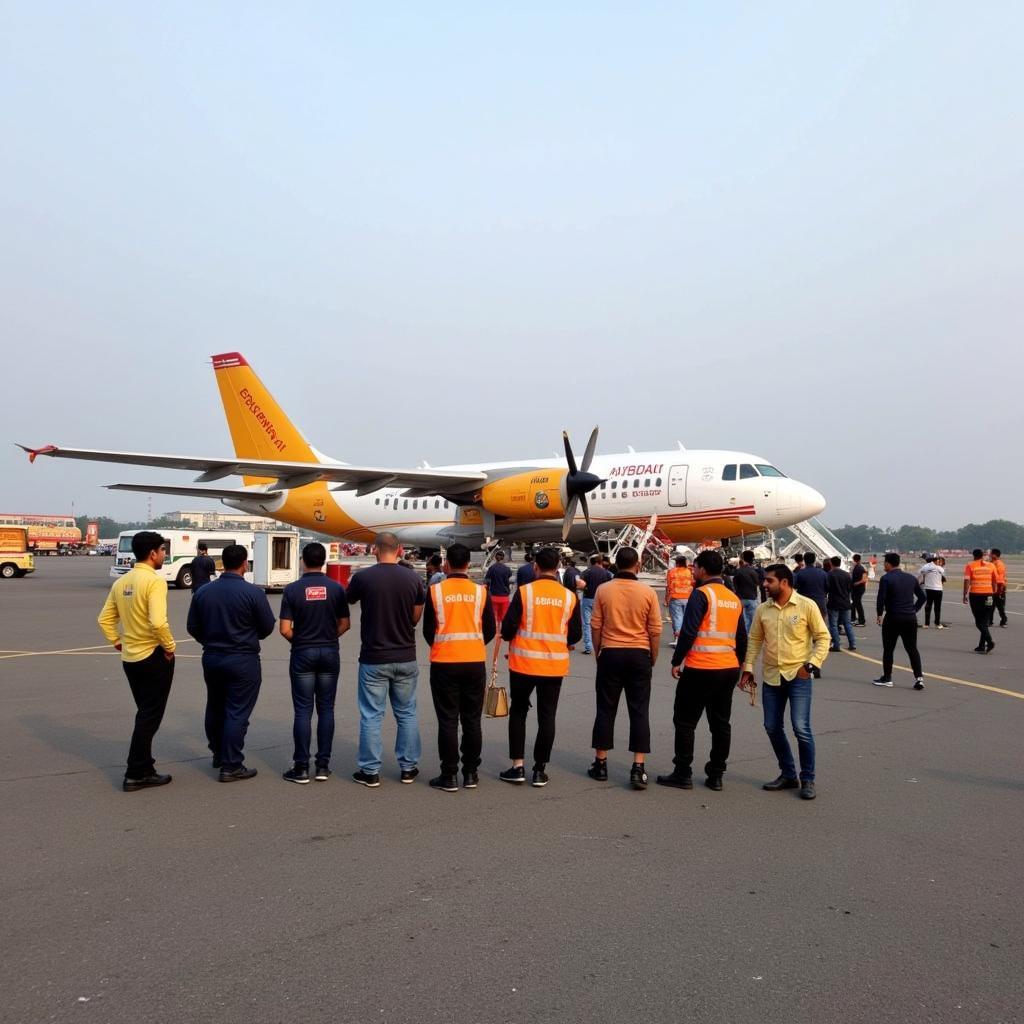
[2,559,1022,1024]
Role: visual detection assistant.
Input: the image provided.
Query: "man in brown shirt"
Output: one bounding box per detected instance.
[587,546,662,790]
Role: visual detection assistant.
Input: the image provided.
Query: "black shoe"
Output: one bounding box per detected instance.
[463,771,479,789]
[763,774,799,791]
[655,771,693,790]
[973,646,986,653]
[219,766,257,783]
[872,676,894,687]
[999,622,1008,628]
[429,773,459,792]
[985,642,995,654]
[282,764,310,784]
[314,765,331,781]
[630,763,648,790]
[705,774,723,791]
[800,781,816,800]
[847,646,857,651]
[352,770,381,788]
[531,769,549,787]
[400,767,419,784]
[828,645,841,653]
[587,758,608,781]
[913,678,925,690]
[123,772,172,792]
[499,766,526,784]
[211,757,222,770]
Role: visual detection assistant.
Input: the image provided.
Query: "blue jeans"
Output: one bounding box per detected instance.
[668,599,687,635]
[741,599,759,633]
[581,597,595,651]
[828,608,856,650]
[290,645,340,767]
[762,675,815,782]
[357,661,421,775]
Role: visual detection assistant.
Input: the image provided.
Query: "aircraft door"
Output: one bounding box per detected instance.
[668,464,688,507]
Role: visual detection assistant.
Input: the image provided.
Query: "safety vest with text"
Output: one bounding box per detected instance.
[965,560,997,595]
[992,559,1007,586]
[508,578,576,677]
[430,577,487,663]
[666,566,694,600]
[684,582,742,670]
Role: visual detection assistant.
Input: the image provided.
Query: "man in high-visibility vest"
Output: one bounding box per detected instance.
[664,555,694,647]
[422,543,496,792]
[499,546,582,787]
[964,548,998,653]
[657,549,747,793]
[988,548,1008,629]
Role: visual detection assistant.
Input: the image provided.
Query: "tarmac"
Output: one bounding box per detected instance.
[2,558,1022,1024]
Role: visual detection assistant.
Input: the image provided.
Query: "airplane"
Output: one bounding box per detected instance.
[19,351,826,551]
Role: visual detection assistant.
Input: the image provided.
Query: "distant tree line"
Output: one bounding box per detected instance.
[75,515,190,537]
[833,519,1024,554]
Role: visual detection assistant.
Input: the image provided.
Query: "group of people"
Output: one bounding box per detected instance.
[97,532,832,799]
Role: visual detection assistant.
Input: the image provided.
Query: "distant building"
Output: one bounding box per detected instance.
[163,509,280,531]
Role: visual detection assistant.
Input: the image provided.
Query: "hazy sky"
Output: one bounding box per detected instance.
[2,2,1021,529]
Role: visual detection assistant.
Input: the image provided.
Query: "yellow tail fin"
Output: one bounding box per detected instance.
[211,353,319,481]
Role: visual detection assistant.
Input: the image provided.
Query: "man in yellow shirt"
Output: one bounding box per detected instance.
[740,563,830,801]
[97,531,177,791]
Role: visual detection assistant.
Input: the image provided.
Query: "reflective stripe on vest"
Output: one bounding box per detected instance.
[430,578,486,663]
[666,567,693,600]
[508,579,575,677]
[684,582,742,669]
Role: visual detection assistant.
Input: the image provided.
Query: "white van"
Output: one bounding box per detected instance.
[112,529,257,589]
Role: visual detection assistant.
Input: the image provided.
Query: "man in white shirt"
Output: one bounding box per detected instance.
[917,554,946,629]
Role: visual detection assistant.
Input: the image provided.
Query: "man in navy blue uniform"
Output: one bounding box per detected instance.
[187,544,276,782]
[794,552,828,677]
[515,551,536,588]
[279,543,351,784]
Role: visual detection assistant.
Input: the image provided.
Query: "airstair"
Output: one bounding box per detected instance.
[606,516,675,572]
[778,517,855,568]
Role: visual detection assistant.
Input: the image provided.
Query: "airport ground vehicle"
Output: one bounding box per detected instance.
[0,527,35,578]
[0,513,82,553]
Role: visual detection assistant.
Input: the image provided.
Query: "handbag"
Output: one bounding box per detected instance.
[485,639,509,718]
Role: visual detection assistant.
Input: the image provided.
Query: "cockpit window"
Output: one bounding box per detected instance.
[755,465,786,477]
[722,464,737,481]
[739,464,758,480]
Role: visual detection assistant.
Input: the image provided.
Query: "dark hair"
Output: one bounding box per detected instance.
[794,553,804,563]
[446,543,471,570]
[674,555,688,566]
[804,552,816,565]
[991,548,1001,557]
[374,532,400,553]
[303,542,327,568]
[615,547,639,571]
[590,553,603,565]
[764,563,793,585]
[853,553,862,562]
[494,549,505,560]
[884,552,900,567]
[830,556,841,568]
[427,554,443,569]
[222,544,248,571]
[197,542,208,553]
[131,531,165,561]
[524,551,535,562]
[695,550,724,576]
[973,548,983,559]
[534,546,560,571]
[741,550,754,564]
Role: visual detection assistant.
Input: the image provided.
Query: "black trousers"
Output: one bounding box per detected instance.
[430,662,486,775]
[508,670,563,767]
[988,592,1007,627]
[969,594,994,647]
[851,586,866,625]
[592,648,653,753]
[202,652,262,770]
[673,666,739,776]
[923,590,943,626]
[121,647,174,779]
[881,615,922,677]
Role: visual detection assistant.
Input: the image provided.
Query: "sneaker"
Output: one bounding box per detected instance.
[581,648,592,655]
[463,771,479,789]
[872,677,894,687]
[999,622,1008,628]
[587,759,608,782]
[123,772,172,792]
[352,770,381,788]
[428,773,459,792]
[314,765,331,781]
[630,763,648,790]
[800,781,817,800]
[936,624,946,630]
[913,678,925,690]
[655,771,693,790]
[531,769,549,787]
[400,767,419,784]
[219,766,257,783]
[282,764,310,784]
[499,766,526,784]
[921,624,929,629]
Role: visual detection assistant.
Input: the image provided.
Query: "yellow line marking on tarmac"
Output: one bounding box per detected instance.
[0,640,196,661]
[842,650,1024,701]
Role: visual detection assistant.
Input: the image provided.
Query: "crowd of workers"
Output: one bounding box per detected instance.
[96,532,1009,799]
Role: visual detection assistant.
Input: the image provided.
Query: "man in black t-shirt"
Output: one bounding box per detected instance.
[190,543,217,593]
[344,532,426,787]
[579,554,613,654]
[850,554,868,626]
[279,543,351,784]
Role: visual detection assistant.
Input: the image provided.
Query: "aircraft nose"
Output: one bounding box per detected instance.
[800,483,826,518]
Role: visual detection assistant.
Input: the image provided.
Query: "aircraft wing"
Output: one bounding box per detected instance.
[17,444,487,495]
[105,483,285,501]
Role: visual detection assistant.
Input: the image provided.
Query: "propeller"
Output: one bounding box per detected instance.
[561,427,603,542]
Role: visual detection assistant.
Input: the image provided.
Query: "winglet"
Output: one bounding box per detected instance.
[211,352,248,369]
[17,444,58,464]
